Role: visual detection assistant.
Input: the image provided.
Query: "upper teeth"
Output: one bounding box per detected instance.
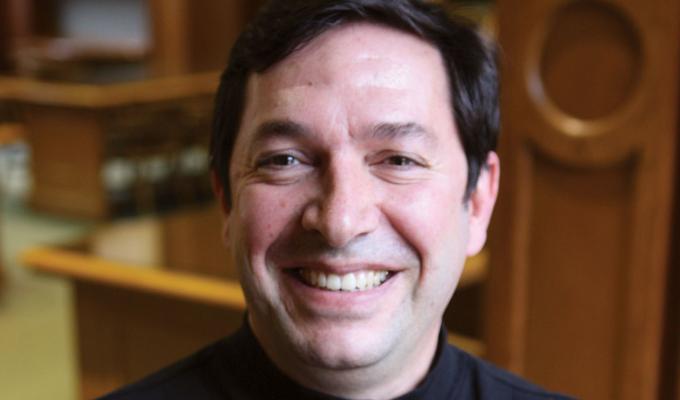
[300,269,389,291]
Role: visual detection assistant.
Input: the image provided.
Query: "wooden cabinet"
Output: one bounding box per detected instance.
[0,73,218,218]
[1,0,264,79]
[487,1,679,399]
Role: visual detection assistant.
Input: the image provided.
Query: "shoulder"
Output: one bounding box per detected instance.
[449,345,575,400]
[98,338,227,400]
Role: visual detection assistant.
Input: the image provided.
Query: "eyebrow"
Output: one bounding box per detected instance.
[369,122,434,142]
[251,119,313,144]
[248,119,436,146]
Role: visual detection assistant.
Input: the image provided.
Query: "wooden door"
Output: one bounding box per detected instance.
[487,1,679,399]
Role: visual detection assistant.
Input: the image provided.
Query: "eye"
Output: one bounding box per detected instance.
[257,154,301,168]
[384,155,420,167]
[369,151,430,184]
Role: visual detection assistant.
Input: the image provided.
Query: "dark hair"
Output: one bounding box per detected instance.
[211,0,498,204]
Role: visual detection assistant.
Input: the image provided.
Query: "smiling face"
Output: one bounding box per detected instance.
[221,22,498,397]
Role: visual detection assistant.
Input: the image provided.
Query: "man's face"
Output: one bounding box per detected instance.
[223,23,497,378]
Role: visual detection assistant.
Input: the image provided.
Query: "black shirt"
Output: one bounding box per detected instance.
[100,322,573,399]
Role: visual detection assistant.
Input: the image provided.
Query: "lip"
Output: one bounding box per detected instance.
[278,259,404,275]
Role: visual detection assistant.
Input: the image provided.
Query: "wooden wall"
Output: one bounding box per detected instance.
[487,1,679,399]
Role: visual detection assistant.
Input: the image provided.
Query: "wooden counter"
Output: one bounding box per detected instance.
[23,246,244,308]
[23,245,244,399]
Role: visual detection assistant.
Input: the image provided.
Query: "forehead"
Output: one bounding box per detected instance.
[243,22,451,118]
[266,22,444,87]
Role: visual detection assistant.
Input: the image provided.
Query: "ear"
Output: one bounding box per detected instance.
[466,151,500,256]
[211,170,232,242]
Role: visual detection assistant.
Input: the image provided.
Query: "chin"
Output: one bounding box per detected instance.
[293,319,400,370]
[303,338,387,370]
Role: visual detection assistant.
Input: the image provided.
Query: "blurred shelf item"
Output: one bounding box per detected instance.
[0,122,28,197]
[13,36,150,83]
[0,117,28,291]
[15,37,147,64]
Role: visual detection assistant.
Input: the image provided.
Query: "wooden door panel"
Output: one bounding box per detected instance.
[488,0,679,399]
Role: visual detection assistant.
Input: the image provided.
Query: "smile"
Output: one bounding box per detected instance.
[297,269,391,292]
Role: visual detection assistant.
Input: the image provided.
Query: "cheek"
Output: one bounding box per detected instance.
[232,185,304,262]
[383,181,469,269]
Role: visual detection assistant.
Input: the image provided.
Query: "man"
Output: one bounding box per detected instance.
[103,1,571,399]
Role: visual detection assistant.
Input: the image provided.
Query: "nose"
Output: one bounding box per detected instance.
[301,159,379,248]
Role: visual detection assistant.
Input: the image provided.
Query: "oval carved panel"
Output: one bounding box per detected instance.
[539,0,642,121]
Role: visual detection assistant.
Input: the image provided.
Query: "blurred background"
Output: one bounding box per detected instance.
[0,1,677,399]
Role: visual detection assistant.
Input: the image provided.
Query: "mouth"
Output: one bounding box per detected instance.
[294,268,393,292]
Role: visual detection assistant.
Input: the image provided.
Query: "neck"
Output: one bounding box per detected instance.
[250,318,441,399]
